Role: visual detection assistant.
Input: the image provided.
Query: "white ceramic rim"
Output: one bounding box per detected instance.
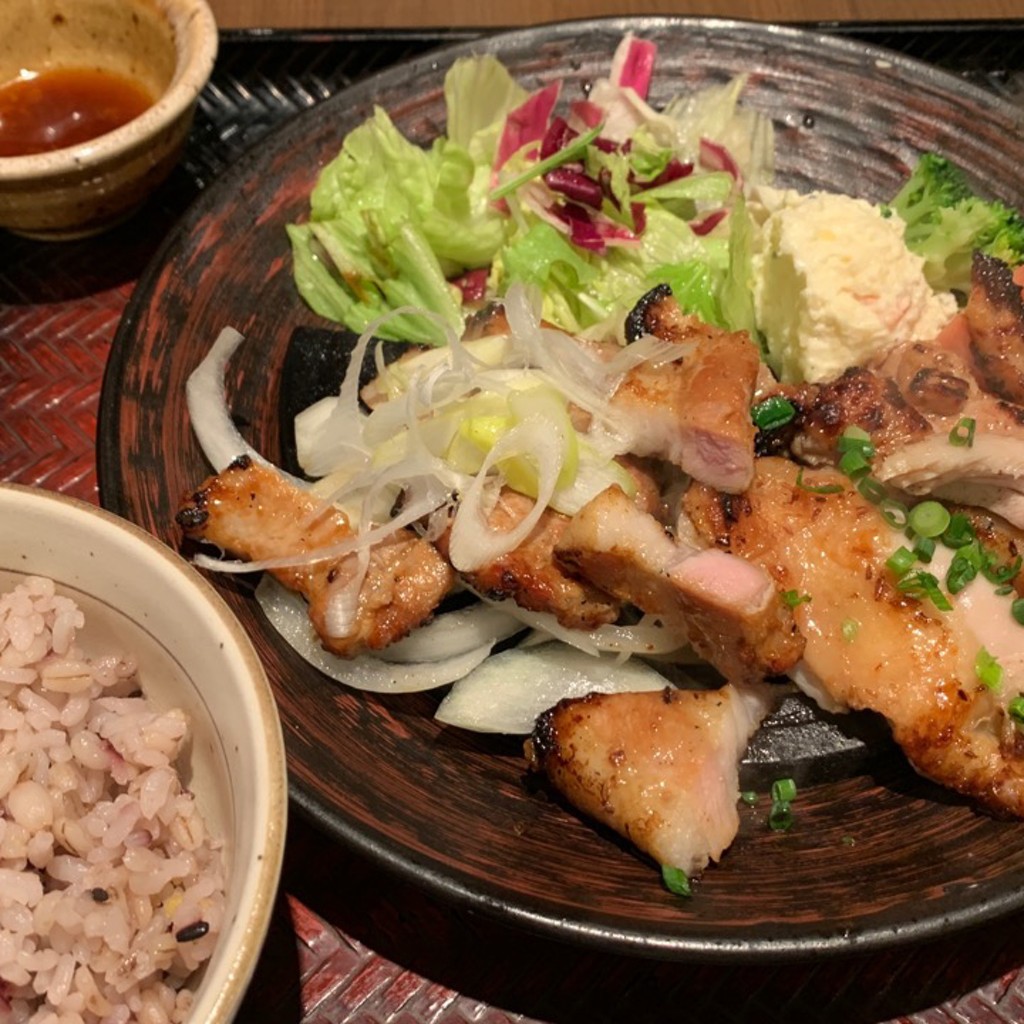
[0,0,218,182]
[0,482,288,1023]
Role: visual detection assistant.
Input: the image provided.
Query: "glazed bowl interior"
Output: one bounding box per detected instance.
[0,0,178,103]
[0,483,287,1023]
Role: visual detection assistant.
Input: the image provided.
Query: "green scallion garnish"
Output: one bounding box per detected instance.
[886,546,917,578]
[879,497,909,529]
[948,416,976,448]
[982,555,1022,587]
[947,548,982,595]
[908,500,951,539]
[782,589,812,608]
[741,790,758,806]
[751,396,797,431]
[771,777,797,803]
[975,647,1003,690]
[912,534,936,563]
[1008,696,1024,726]
[836,426,875,457]
[838,448,872,479]
[841,618,860,642]
[1013,598,1024,626]
[768,800,794,832]
[856,476,886,505]
[941,513,975,549]
[661,864,693,897]
[897,570,953,611]
[796,468,844,495]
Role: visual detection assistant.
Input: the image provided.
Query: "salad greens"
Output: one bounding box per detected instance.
[287,34,775,345]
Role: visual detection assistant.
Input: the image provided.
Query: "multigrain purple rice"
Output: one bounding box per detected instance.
[0,576,226,1024]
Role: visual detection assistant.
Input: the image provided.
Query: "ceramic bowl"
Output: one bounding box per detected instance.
[0,0,217,239]
[0,482,288,1022]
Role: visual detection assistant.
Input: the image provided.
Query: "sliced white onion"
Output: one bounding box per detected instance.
[788,659,848,715]
[447,416,564,572]
[186,327,265,473]
[376,603,524,664]
[255,576,490,693]
[435,641,673,734]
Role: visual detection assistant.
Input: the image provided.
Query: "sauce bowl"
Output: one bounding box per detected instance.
[0,0,217,239]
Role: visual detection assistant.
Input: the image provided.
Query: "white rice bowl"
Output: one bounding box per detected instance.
[0,484,288,1024]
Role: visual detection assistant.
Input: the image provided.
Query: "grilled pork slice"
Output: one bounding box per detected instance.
[964,251,1024,405]
[176,456,454,657]
[611,285,760,493]
[526,684,776,874]
[554,486,804,685]
[684,457,1024,817]
[434,488,621,631]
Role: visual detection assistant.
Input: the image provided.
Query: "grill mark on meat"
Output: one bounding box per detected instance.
[176,457,454,657]
[966,252,1024,405]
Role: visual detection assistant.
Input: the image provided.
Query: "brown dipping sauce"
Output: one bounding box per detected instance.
[0,67,155,157]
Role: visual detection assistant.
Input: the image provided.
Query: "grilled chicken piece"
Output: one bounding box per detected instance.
[176,456,454,657]
[965,252,1024,405]
[434,457,662,631]
[554,486,804,684]
[435,488,621,631]
[684,457,1024,817]
[611,285,760,493]
[526,683,776,874]
[780,338,1024,528]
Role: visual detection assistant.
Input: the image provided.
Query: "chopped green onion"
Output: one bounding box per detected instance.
[941,513,975,549]
[908,501,951,539]
[912,534,935,563]
[996,584,1015,597]
[886,546,917,578]
[975,647,1003,690]
[751,396,797,431]
[782,589,811,608]
[1009,696,1024,726]
[661,864,693,897]
[838,448,872,479]
[897,570,953,611]
[982,555,1022,586]
[771,777,797,803]
[490,123,604,200]
[947,548,981,595]
[740,790,758,806]
[836,425,874,455]
[841,618,860,642]
[948,417,976,448]
[768,800,794,832]
[796,468,844,495]
[879,498,909,529]
[1013,598,1024,626]
[856,476,886,505]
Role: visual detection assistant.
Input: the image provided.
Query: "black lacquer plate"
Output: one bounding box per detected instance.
[99,17,1024,961]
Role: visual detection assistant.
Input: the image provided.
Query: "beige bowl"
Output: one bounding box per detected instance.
[0,0,217,239]
[0,483,288,1022]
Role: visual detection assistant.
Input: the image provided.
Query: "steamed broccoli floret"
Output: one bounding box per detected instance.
[885,152,1024,296]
